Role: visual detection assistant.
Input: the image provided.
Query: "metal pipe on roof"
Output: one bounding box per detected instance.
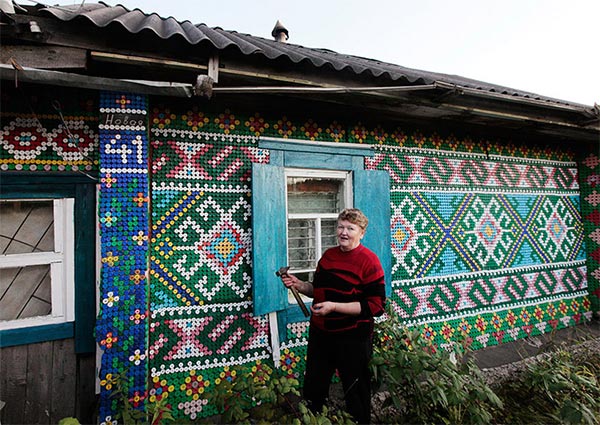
[440,103,595,130]
[210,84,439,94]
[89,51,333,88]
[1,64,597,131]
[434,81,598,117]
[86,51,597,119]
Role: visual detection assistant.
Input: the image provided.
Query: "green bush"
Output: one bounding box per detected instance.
[205,363,355,424]
[370,306,503,424]
[495,348,600,424]
[101,370,175,425]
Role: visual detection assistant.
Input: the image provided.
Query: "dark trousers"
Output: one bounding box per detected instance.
[303,328,373,424]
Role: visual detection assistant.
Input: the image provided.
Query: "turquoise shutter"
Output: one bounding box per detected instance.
[252,163,289,316]
[354,169,392,296]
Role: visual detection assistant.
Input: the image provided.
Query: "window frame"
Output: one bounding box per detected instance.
[252,138,391,350]
[0,197,75,330]
[0,174,96,352]
[285,168,352,276]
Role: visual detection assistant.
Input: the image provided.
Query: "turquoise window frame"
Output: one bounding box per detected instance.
[252,138,391,341]
[0,174,96,352]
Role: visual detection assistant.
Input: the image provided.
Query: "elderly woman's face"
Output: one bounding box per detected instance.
[336,219,365,252]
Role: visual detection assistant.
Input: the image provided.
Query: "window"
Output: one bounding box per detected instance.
[252,138,391,328]
[286,169,351,286]
[0,198,75,329]
[0,176,96,351]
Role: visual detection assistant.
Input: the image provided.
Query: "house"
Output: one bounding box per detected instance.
[0,2,598,423]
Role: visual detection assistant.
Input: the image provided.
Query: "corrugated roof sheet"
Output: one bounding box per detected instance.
[27,2,588,107]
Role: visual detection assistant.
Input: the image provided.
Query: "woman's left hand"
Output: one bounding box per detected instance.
[311,301,337,316]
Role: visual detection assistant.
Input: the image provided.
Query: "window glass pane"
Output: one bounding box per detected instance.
[0,265,52,321]
[287,177,344,214]
[321,219,338,254]
[288,219,316,269]
[0,200,54,255]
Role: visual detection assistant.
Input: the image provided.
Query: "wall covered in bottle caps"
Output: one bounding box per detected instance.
[1,86,595,422]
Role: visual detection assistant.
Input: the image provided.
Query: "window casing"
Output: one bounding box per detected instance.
[286,169,351,286]
[0,176,96,351]
[0,198,75,330]
[252,138,391,328]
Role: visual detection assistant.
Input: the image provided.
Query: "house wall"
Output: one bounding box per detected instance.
[0,84,98,424]
[0,340,96,424]
[2,86,597,423]
[144,98,594,421]
[96,91,150,422]
[580,153,600,314]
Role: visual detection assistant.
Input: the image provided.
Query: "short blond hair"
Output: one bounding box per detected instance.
[338,208,368,231]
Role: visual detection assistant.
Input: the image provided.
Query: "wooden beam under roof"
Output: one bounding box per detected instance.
[1,45,87,69]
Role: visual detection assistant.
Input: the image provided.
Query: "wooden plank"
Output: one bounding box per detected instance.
[251,163,288,316]
[23,341,53,424]
[1,45,87,69]
[0,344,28,425]
[74,183,96,353]
[354,169,392,296]
[75,353,98,424]
[50,339,77,423]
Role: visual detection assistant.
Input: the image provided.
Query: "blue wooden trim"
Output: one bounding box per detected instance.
[0,178,96,352]
[260,138,374,157]
[284,151,358,170]
[277,303,311,343]
[270,150,284,166]
[74,183,97,353]
[0,173,97,185]
[0,184,76,199]
[354,169,392,296]
[252,163,288,316]
[0,322,74,347]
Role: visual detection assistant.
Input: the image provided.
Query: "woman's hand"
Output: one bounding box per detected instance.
[311,301,337,316]
[312,301,361,316]
[281,273,313,297]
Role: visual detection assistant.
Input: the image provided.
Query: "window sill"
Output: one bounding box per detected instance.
[0,322,74,348]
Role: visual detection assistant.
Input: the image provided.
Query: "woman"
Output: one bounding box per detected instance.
[282,208,386,424]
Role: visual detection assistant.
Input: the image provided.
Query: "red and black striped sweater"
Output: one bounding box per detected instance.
[311,244,386,338]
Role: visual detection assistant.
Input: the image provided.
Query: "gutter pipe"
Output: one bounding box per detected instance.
[1,64,597,127]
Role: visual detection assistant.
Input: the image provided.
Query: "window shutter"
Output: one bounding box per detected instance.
[252,163,289,316]
[353,169,392,296]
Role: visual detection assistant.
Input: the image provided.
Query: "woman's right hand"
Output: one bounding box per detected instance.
[281,273,314,297]
[281,273,302,290]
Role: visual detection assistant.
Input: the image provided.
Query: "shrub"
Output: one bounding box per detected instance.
[205,362,355,424]
[102,371,175,425]
[495,347,600,424]
[370,306,503,424]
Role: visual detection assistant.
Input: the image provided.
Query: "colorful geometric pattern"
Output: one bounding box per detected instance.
[366,148,579,193]
[367,144,590,349]
[145,106,594,420]
[149,113,272,420]
[280,321,310,380]
[97,92,149,424]
[4,83,594,422]
[388,192,584,278]
[580,152,600,315]
[0,86,98,171]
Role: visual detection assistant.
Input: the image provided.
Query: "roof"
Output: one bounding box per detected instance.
[28,1,591,109]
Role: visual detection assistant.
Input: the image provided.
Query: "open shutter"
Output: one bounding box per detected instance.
[252,163,288,316]
[354,169,392,296]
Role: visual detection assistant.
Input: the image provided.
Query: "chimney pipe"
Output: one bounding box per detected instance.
[271,20,289,42]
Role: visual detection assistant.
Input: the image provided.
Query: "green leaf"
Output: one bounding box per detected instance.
[58,418,81,425]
